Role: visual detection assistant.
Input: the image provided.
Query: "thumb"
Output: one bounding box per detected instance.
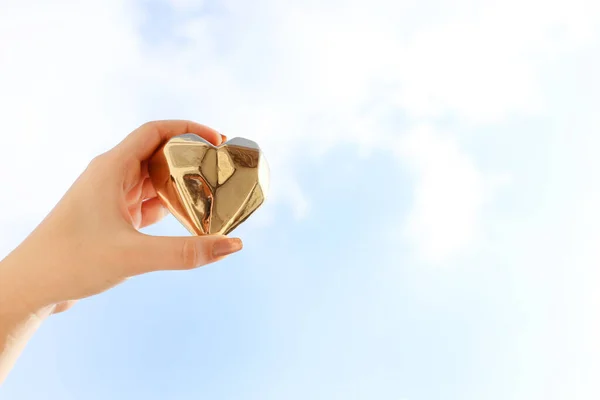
[127,233,243,275]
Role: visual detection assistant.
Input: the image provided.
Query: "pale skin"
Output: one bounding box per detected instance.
[0,120,243,385]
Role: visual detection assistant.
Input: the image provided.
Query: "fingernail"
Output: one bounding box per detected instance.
[212,237,243,258]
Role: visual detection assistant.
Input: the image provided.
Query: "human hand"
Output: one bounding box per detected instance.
[0,120,243,315]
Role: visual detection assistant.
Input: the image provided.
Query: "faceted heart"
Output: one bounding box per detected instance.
[148,134,269,235]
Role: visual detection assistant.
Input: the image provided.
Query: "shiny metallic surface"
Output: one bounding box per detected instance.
[148,134,269,236]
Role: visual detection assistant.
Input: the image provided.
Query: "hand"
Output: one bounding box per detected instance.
[0,120,243,315]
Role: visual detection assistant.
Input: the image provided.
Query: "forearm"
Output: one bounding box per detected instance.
[0,252,52,385]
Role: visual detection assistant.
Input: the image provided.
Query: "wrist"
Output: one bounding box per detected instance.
[0,251,54,385]
[0,248,52,319]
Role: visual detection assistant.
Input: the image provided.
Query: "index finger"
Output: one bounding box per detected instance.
[118,120,223,161]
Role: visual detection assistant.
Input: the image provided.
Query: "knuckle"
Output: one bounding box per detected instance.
[181,239,198,270]
[86,151,120,177]
[88,152,109,168]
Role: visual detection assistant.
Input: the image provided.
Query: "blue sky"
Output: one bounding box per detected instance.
[1,0,600,399]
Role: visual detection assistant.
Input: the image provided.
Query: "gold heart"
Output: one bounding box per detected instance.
[148,134,269,235]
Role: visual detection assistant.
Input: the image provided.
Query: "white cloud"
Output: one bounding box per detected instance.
[393,125,488,263]
[392,0,599,123]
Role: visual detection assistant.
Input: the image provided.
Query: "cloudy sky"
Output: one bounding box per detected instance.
[1,0,599,399]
